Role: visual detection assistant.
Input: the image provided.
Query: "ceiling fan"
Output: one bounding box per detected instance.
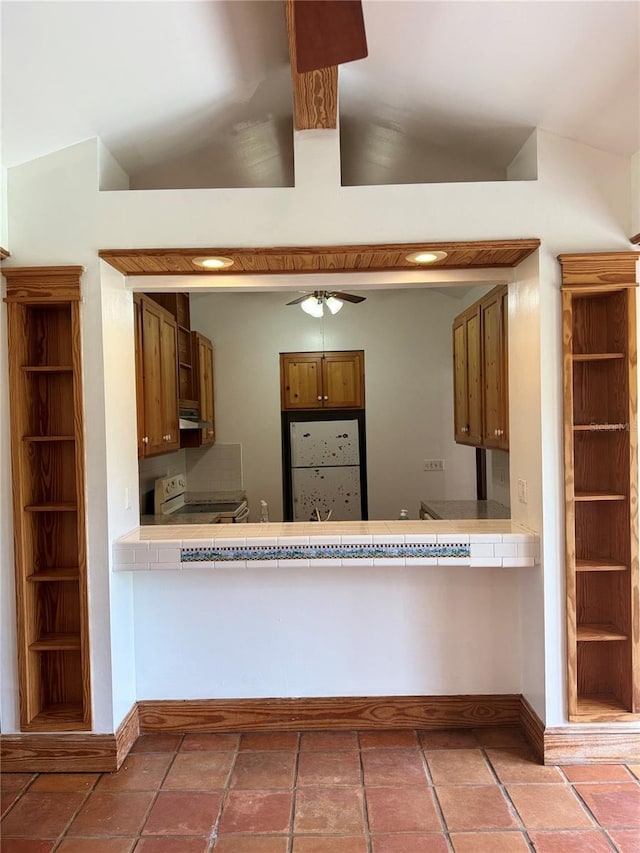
[286,290,366,318]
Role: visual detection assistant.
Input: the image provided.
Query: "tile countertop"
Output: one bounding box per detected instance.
[420,500,511,520]
[113,520,539,571]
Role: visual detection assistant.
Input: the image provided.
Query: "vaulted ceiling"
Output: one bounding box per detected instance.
[1,1,638,190]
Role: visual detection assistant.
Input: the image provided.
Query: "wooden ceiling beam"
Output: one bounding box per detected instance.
[284,0,338,130]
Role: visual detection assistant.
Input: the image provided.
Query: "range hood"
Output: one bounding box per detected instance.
[179,406,212,431]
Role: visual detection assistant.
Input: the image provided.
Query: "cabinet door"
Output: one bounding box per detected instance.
[140,298,165,455]
[453,308,481,445]
[280,354,323,409]
[160,313,180,453]
[134,297,146,457]
[322,351,364,409]
[481,288,507,449]
[197,333,215,445]
[453,316,469,442]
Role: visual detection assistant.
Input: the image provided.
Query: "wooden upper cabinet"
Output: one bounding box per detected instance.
[453,306,482,445]
[182,332,215,448]
[135,294,180,457]
[452,285,508,450]
[280,351,365,410]
[481,286,508,450]
[322,351,365,409]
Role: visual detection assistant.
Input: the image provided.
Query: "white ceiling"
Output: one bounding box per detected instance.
[2,0,638,189]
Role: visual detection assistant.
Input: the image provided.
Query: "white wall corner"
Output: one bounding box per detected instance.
[293,128,341,190]
[507,129,538,182]
[98,140,130,191]
[0,166,8,249]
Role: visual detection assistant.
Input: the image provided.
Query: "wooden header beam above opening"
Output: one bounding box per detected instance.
[98,239,541,276]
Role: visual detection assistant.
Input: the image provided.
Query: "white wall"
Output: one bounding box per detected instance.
[190,288,483,521]
[0,129,635,731]
[632,149,640,237]
[133,565,523,700]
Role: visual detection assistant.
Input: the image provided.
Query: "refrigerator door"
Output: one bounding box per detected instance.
[292,465,361,521]
[290,419,360,467]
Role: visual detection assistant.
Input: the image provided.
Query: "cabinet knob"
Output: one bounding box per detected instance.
[323,395,329,401]
[142,436,149,444]
[317,396,322,401]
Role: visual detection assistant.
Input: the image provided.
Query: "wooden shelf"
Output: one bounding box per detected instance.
[30,632,81,651]
[572,353,625,361]
[576,558,627,572]
[5,267,91,733]
[561,256,639,722]
[23,435,75,442]
[22,365,73,373]
[573,423,628,432]
[24,502,77,512]
[574,492,626,501]
[572,694,640,723]
[27,568,80,582]
[24,703,90,732]
[577,624,628,642]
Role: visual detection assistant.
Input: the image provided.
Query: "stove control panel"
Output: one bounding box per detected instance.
[154,474,187,514]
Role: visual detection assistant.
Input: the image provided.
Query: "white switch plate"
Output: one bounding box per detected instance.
[424,459,445,471]
[517,478,528,504]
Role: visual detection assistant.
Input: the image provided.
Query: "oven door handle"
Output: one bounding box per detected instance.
[235,505,250,522]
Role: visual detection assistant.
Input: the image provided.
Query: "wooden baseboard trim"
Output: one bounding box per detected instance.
[543,724,640,764]
[138,694,522,733]
[0,703,138,773]
[115,703,140,767]
[5,695,638,771]
[519,696,545,761]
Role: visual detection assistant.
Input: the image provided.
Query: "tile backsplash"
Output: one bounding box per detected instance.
[186,443,243,493]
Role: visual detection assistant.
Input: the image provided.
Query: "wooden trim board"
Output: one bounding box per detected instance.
[0,704,138,773]
[543,724,640,765]
[137,695,522,733]
[3,697,640,770]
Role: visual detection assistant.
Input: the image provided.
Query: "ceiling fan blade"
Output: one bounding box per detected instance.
[333,292,366,304]
[293,0,368,74]
[286,293,314,305]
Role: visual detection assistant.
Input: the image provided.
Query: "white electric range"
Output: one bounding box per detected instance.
[152,474,249,524]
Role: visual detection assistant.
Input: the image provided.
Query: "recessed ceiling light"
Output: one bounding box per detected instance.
[192,256,234,270]
[405,250,448,264]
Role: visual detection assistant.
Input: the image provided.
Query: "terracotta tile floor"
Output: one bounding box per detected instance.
[2,727,640,852]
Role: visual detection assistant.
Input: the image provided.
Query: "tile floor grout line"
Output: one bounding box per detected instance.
[482,745,537,852]
[568,780,626,851]
[287,731,302,853]
[43,768,101,853]
[128,737,182,853]
[356,735,374,853]
[416,731,457,852]
[207,733,243,851]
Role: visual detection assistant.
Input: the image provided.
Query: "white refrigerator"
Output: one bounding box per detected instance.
[290,419,362,521]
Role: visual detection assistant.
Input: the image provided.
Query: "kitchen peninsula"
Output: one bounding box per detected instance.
[114,518,537,569]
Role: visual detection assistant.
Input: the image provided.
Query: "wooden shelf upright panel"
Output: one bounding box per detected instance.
[559,252,640,722]
[4,266,91,731]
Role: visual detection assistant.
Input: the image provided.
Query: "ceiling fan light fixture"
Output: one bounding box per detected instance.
[325,295,344,314]
[300,294,324,317]
[192,255,235,270]
[405,250,448,265]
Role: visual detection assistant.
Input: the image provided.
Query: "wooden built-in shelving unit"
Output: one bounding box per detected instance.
[4,266,91,731]
[560,252,640,722]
